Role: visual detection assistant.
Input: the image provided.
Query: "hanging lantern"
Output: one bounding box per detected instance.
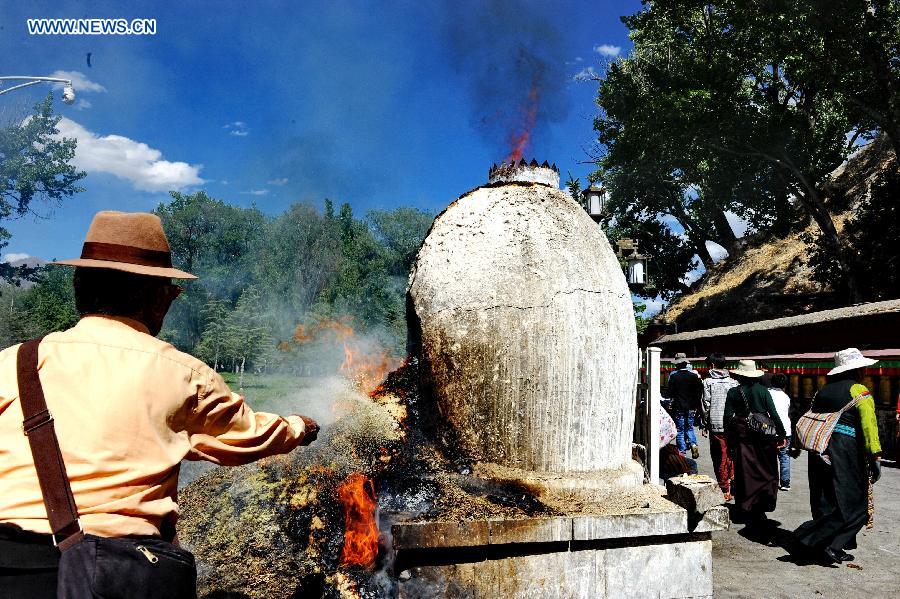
[626,252,649,286]
[580,185,608,222]
[616,238,649,289]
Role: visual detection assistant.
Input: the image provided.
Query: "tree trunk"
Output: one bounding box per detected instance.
[238,356,246,391]
[711,208,739,254]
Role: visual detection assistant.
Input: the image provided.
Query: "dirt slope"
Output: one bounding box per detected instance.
[662,139,895,331]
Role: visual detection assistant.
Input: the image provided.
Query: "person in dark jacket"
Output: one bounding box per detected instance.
[723,359,787,540]
[664,353,704,459]
[793,348,882,565]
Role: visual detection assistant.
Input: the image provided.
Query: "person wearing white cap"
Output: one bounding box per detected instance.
[793,348,882,565]
[723,359,788,541]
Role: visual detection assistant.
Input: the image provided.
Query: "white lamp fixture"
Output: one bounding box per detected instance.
[61,84,76,104]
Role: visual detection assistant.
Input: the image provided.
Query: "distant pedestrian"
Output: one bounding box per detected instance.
[724,360,787,541]
[701,353,738,500]
[765,372,793,491]
[664,353,704,459]
[793,348,882,565]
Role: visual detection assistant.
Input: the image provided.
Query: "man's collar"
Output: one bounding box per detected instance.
[77,314,151,335]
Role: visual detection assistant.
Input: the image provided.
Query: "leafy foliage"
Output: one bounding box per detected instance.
[0,94,84,283]
[0,266,78,346]
[807,168,900,300]
[593,1,900,300]
[0,191,435,373]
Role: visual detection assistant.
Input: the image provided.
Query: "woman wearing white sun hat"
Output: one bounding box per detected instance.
[793,348,882,565]
[723,359,787,542]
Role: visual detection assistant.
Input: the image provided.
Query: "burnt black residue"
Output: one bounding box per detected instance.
[448,474,549,516]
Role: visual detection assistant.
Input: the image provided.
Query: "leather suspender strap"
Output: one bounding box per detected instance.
[16,338,84,551]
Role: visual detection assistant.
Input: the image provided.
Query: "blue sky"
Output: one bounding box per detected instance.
[2,0,642,262]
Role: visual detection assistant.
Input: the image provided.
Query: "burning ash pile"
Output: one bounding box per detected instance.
[178,348,559,598]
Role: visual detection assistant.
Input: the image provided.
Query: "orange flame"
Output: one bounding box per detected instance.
[337,473,379,568]
[289,316,399,395]
[506,85,539,162]
[340,340,400,397]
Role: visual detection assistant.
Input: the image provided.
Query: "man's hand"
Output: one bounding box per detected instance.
[296,415,320,446]
[776,438,788,449]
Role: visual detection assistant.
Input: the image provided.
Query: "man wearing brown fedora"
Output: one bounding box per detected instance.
[0,211,319,597]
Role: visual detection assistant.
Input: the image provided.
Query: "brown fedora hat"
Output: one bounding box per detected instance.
[53,211,197,279]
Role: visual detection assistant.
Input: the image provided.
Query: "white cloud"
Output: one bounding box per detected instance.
[594,44,621,57]
[3,253,31,263]
[242,189,269,196]
[48,70,106,93]
[74,99,92,111]
[223,121,249,137]
[267,177,289,185]
[706,240,729,262]
[55,117,205,192]
[573,66,598,81]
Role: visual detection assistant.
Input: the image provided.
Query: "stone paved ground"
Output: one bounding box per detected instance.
[692,438,900,598]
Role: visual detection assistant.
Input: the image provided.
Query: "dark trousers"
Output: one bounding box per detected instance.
[0,527,58,599]
[795,434,869,552]
[808,452,827,519]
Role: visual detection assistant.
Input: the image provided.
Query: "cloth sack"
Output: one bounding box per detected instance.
[794,395,862,465]
[659,410,677,448]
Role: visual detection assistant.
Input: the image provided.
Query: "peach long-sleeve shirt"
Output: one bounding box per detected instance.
[0,315,306,537]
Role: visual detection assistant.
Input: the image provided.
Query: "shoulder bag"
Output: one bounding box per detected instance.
[739,385,779,437]
[794,393,863,465]
[17,338,197,599]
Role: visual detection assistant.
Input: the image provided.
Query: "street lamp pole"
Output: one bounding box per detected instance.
[0,76,75,104]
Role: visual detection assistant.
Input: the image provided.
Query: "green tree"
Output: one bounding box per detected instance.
[193,298,230,370]
[221,286,273,388]
[316,203,399,344]
[156,191,266,350]
[786,0,900,161]
[254,203,342,341]
[366,207,434,276]
[0,94,85,283]
[595,2,863,299]
[18,265,78,338]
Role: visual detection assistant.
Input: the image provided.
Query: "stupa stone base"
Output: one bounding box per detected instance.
[393,484,728,599]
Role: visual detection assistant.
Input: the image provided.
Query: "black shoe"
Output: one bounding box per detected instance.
[835,549,855,562]
[779,484,791,492]
[822,547,841,565]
